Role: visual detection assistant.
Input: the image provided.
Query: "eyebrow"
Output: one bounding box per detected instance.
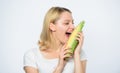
[64,19,74,22]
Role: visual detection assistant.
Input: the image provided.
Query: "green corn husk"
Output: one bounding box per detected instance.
[64,21,85,60]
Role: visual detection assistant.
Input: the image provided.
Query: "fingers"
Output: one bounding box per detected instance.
[63,49,73,58]
[60,46,73,61]
[63,49,73,61]
[77,31,84,38]
[76,31,84,42]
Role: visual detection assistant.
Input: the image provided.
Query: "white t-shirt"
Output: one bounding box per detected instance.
[23,48,87,73]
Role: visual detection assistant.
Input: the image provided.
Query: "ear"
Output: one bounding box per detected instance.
[49,23,56,32]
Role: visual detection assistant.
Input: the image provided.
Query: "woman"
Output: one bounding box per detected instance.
[23,6,87,73]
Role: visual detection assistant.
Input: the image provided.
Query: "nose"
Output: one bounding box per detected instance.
[70,23,75,29]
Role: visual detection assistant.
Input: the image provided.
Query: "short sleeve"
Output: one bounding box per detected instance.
[23,50,38,69]
[80,49,87,61]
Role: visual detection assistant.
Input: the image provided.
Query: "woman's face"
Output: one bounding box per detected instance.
[52,11,75,44]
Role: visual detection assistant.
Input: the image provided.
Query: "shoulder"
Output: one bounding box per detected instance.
[23,48,40,68]
[24,48,37,56]
[23,48,40,62]
[80,49,88,61]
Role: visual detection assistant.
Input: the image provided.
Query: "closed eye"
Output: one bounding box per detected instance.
[65,23,69,25]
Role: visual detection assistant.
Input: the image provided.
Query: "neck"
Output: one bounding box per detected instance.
[52,40,63,51]
[50,34,64,52]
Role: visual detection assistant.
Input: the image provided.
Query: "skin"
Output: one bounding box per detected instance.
[24,11,87,73]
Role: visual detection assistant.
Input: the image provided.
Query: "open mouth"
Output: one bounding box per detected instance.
[65,32,72,37]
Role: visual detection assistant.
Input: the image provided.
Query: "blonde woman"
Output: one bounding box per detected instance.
[23,6,87,73]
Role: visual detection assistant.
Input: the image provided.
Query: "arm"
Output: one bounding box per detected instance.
[74,53,87,73]
[53,44,72,73]
[53,64,65,73]
[24,66,39,73]
[74,32,87,73]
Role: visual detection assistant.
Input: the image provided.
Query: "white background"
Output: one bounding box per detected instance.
[0,0,120,73]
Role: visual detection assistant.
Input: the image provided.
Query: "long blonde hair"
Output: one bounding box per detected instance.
[38,7,71,50]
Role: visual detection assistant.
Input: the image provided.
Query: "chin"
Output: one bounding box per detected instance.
[61,37,69,44]
[64,39,68,44]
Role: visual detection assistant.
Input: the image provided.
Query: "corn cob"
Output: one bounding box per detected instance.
[65,21,85,60]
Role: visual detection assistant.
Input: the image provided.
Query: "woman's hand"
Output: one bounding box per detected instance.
[73,31,85,73]
[74,31,84,55]
[53,44,72,73]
